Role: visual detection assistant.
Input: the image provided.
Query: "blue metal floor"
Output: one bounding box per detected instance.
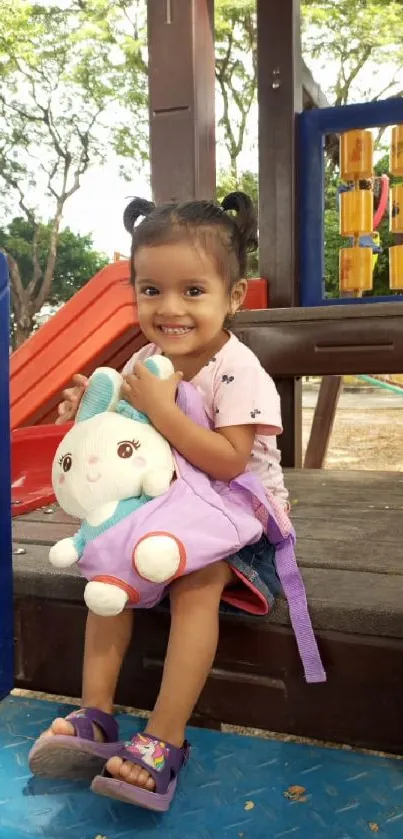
[1,696,403,838]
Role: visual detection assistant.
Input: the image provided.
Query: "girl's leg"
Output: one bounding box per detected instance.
[106,561,233,790]
[42,609,134,739]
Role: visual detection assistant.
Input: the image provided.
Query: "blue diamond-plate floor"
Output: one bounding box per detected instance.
[1,696,403,839]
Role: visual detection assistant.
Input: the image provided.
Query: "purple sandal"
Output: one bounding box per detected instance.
[91,732,190,811]
[28,707,120,780]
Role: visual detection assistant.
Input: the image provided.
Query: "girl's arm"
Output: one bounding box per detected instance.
[151,403,255,481]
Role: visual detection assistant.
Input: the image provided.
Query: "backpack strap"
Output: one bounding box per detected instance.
[275,533,326,683]
[176,380,211,429]
[233,475,326,684]
[173,382,212,487]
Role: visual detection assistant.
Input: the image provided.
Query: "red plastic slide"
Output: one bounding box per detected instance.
[12,423,71,515]
[10,262,267,514]
[10,261,145,430]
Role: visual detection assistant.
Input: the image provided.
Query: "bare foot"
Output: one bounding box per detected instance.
[105,728,184,792]
[106,754,157,791]
[39,716,105,742]
[29,710,111,780]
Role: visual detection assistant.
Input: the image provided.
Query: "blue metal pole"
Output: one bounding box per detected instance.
[0,252,13,699]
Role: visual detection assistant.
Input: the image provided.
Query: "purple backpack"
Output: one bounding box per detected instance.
[79,381,326,684]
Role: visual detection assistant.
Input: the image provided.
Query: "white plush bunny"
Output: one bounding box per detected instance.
[49,356,177,615]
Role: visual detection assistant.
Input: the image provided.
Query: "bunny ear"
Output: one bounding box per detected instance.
[144,355,174,380]
[76,368,123,423]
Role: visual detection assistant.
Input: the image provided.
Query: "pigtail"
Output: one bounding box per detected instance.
[221,191,258,253]
[123,197,156,234]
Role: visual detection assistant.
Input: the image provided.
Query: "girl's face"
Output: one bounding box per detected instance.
[134,241,247,363]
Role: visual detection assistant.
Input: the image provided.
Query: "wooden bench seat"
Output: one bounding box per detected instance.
[12,469,403,754]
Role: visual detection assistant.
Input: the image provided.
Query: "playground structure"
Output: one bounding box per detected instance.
[7,0,403,731]
[303,114,403,466]
[3,1,403,835]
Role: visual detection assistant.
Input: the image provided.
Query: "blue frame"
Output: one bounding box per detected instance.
[299,97,403,307]
[0,252,13,699]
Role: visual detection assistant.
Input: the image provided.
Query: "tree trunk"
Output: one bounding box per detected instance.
[32,203,63,312]
[14,318,33,348]
[4,204,64,349]
[3,250,35,348]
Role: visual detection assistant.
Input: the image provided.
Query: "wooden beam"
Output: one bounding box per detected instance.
[304,376,343,469]
[147,0,215,203]
[257,0,302,309]
[234,302,403,377]
[256,0,303,467]
[302,60,331,110]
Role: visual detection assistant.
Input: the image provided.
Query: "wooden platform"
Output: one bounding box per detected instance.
[11,469,403,754]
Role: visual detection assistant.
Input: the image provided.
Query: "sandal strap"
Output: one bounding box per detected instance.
[117,732,190,795]
[66,707,119,743]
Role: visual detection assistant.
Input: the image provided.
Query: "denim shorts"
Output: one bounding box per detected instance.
[221,533,282,617]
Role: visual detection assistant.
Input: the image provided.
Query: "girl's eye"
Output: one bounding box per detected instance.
[140,286,159,297]
[185,286,204,297]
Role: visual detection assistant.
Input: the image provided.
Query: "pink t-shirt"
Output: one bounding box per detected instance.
[122,333,289,507]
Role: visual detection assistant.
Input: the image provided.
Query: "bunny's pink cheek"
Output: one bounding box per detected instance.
[132,456,146,469]
[58,475,65,485]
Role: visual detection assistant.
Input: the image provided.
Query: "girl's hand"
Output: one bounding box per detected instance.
[122,362,183,423]
[56,374,89,424]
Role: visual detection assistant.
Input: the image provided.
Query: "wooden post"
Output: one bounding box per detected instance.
[256,0,303,467]
[304,376,343,469]
[147,0,216,203]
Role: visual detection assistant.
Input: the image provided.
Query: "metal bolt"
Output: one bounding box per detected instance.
[43,507,55,515]
[13,547,27,555]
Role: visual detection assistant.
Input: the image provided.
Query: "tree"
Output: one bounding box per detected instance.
[215,0,403,175]
[0,0,147,345]
[215,1,256,179]
[301,0,403,106]
[0,217,108,347]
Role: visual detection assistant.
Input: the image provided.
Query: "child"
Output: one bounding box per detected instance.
[29,192,291,809]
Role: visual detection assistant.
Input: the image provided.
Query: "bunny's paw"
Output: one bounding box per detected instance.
[49,538,79,568]
[142,468,172,498]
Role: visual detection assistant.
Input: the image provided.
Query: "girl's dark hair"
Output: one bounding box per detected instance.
[123,192,258,289]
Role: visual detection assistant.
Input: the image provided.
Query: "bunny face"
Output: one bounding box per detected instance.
[52,412,174,518]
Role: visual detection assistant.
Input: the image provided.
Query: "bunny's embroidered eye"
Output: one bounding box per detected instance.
[117,440,141,459]
[58,453,72,472]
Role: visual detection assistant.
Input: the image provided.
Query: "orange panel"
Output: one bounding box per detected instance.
[242,277,268,310]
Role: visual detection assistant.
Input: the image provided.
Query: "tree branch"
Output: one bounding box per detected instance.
[2,249,25,319]
[26,225,43,298]
[0,168,36,225]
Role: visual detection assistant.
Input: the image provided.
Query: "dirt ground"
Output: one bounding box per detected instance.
[302,396,403,471]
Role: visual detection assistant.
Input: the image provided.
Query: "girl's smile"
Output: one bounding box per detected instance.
[134,241,245,365]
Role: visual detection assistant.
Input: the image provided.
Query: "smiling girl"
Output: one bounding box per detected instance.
[29,192,290,811]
